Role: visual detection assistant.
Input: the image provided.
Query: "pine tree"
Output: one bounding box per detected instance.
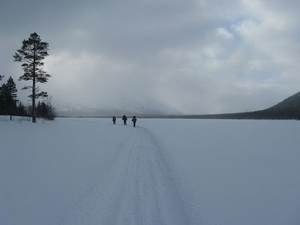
[36,98,56,120]
[16,101,27,117]
[13,32,51,123]
[0,77,18,119]
[6,77,18,101]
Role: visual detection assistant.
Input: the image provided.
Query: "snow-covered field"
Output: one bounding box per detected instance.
[1,117,300,225]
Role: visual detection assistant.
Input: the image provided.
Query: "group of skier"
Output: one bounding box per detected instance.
[112,115,137,127]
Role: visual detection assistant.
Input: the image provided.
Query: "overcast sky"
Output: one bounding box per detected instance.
[1,0,300,114]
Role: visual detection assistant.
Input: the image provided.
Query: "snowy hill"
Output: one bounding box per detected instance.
[1,117,300,225]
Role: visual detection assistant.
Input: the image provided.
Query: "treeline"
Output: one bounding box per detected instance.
[0,76,56,120]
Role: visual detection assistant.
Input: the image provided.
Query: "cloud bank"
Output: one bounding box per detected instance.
[1,0,300,114]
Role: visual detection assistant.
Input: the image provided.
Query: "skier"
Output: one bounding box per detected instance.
[112,116,116,124]
[132,116,137,127]
[122,115,127,125]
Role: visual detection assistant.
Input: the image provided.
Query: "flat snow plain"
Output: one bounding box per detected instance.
[1,117,300,225]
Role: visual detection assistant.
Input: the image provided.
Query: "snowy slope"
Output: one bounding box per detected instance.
[1,117,300,225]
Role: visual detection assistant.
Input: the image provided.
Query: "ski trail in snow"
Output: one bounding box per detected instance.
[59,126,192,225]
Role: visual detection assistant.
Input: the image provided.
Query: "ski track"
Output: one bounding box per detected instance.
[58,126,193,225]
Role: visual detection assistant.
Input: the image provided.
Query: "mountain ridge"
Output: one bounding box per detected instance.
[182,91,300,120]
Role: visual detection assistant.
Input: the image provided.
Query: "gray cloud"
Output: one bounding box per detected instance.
[1,0,300,114]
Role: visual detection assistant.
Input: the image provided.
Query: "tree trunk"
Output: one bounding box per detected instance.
[32,75,36,123]
[32,46,36,123]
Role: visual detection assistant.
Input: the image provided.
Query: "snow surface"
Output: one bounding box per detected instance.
[1,116,300,225]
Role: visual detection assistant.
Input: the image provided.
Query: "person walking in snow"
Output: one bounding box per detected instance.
[122,115,127,125]
[112,116,116,124]
[132,116,137,127]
